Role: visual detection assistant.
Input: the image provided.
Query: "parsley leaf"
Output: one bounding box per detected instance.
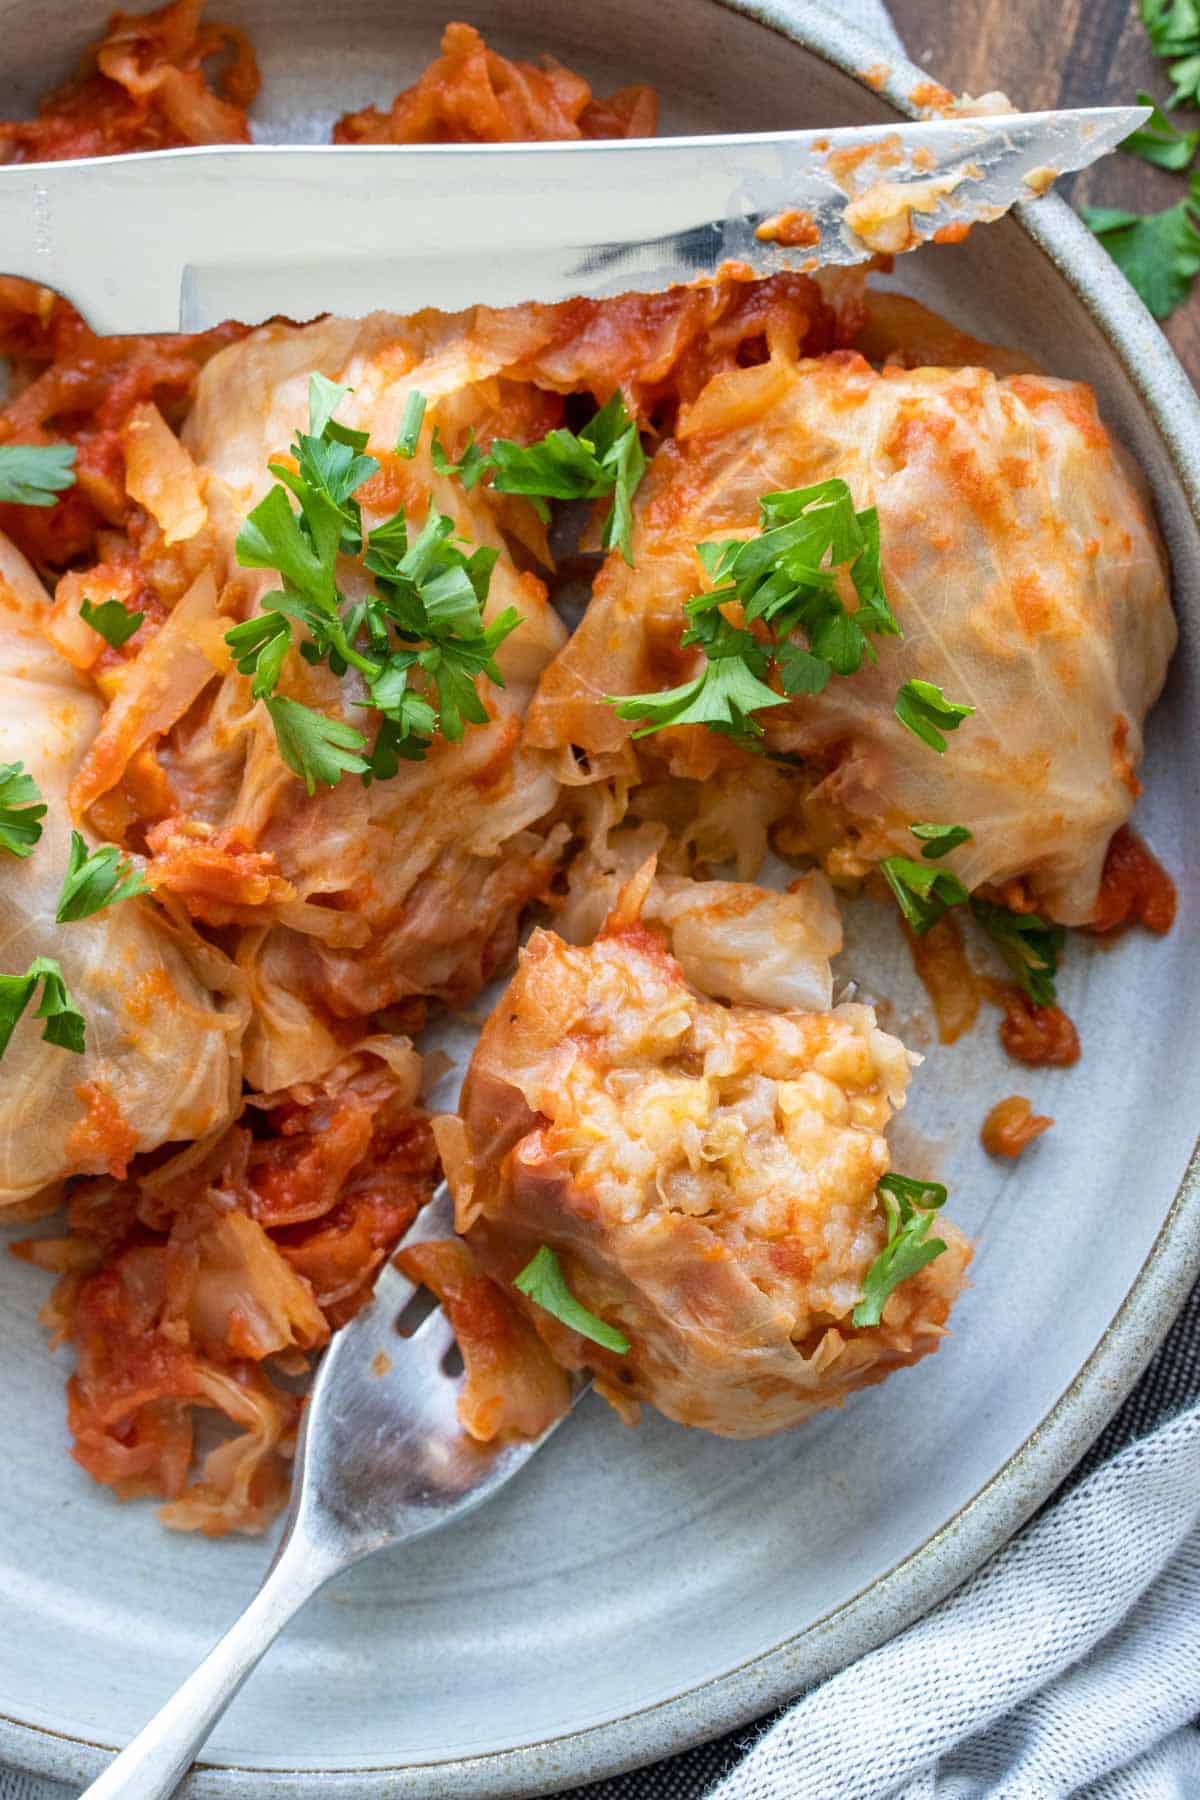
[514,1245,630,1353]
[362,706,436,783]
[970,898,1064,1007]
[608,606,785,744]
[775,641,832,695]
[55,830,147,922]
[607,480,901,749]
[1083,176,1200,320]
[1141,0,1200,107]
[264,696,369,795]
[701,481,900,675]
[225,606,292,698]
[1122,90,1200,169]
[430,425,492,490]
[307,373,354,440]
[910,821,972,860]
[880,855,969,934]
[0,442,76,507]
[80,597,144,649]
[852,1174,949,1328]
[895,678,975,753]
[396,390,426,459]
[0,955,85,1059]
[430,394,647,563]
[0,762,47,858]
[486,393,647,564]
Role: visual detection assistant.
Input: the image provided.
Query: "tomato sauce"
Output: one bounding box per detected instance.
[1091,825,1176,936]
[980,1094,1054,1158]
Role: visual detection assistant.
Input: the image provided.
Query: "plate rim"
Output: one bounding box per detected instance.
[3,1,1200,1793]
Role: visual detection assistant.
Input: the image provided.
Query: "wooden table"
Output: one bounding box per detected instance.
[890,0,1199,370]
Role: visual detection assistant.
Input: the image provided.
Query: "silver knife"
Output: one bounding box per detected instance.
[0,107,1145,335]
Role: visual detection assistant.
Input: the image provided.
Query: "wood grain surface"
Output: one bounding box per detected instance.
[889,0,1199,371]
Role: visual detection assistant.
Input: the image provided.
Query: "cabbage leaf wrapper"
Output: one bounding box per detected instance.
[0,532,245,1209]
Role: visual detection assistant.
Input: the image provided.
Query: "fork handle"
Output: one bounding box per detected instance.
[80,1526,344,1800]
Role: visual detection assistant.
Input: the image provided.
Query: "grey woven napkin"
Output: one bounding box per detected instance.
[578,1279,1200,1800]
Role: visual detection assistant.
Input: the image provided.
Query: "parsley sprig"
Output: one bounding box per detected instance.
[0,762,47,858]
[55,830,147,923]
[0,956,85,1059]
[1141,0,1200,109]
[430,391,646,563]
[514,1245,630,1354]
[0,443,76,507]
[225,375,521,794]
[853,1174,949,1328]
[1081,6,1200,320]
[1084,174,1200,320]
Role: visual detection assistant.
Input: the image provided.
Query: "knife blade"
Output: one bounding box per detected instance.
[0,106,1145,335]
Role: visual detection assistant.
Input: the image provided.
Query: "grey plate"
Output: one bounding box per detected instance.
[0,1,1198,1795]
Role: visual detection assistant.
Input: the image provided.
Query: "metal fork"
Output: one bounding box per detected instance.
[81,1186,583,1800]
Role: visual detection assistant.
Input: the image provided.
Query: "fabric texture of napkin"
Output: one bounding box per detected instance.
[578,1282,1200,1800]
[5,3,1200,1799]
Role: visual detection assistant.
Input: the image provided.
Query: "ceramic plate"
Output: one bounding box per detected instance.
[1,1,1198,1793]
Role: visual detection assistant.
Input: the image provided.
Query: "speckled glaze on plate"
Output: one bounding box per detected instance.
[0,2,1197,1794]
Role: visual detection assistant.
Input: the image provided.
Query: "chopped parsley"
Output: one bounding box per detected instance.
[880,855,969,935]
[853,1174,949,1328]
[429,391,647,563]
[0,955,85,1059]
[607,607,785,748]
[430,425,492,490]
[395,390,427,459]
[514,1245,630,1354]
[80,597,144,648]
[910,821,972,860]
[225,375,521,792]
[55,831,147,922]
[0,762,47,858]
[970,898,1064,1008]
[879,847,1065,1004]
[894,679,975,753]
[0,443,76,508]
[607,479,903,748]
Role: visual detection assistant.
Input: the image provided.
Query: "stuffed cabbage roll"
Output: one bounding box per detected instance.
[526,352,1176,925]
[51,312,572,1090]
[443,874,970,1437]
[0,532,243,1210]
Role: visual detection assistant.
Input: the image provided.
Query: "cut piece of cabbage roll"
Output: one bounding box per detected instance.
[442,878,970,1438]
[0,533,244,1210]
[553,819,843,1013]
[526,352,1176,925]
